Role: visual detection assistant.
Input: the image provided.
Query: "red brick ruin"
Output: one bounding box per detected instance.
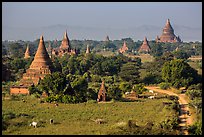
[10,36,54,95]
[24,44,31,59]
[118,41,128,53]
[156,19,181,43]
[86,44,91,54]
[52,30,76,56]
[97,81,106,102]
[138,37,151,53]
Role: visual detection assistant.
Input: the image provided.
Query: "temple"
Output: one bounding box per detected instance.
[10,36,54,95]
[138,37,151,53]
[86,44,90,54]
[52,31,76,56]
[156,19,181,43]
[118,41,128,53]
[105,35,110,42]
[97,81,106,102]
[24,45,31,59]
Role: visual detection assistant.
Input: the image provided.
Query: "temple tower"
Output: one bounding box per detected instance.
[60,30,71,51]
[119,41,128,53]
[157,19,181,43]
[105,35,110,42]
[10,35,54,95]
[97,81,106,102]
[86,44,90,54]
[24,45,31,59]
[138,37,151,53]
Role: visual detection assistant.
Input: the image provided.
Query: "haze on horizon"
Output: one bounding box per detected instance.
[2,2,202,42]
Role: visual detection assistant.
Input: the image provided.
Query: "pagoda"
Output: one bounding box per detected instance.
[118,41,128,53]
[138,37,151,53]
[24,45,31,59]
[10,36,54,95]
[52,30,76,56]
[105,35,110,42]
[86,44,90,54]
[97,81,106,102]
[156,19,181,43]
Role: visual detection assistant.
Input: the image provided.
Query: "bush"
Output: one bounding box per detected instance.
[159,82,170,90]
[132,83,146,94]
[188,121,202,135]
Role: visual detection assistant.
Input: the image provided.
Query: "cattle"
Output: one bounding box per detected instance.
[29,121,37,128]
[148,96,155,99]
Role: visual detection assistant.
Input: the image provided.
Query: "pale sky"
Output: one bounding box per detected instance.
[2,2,202,41]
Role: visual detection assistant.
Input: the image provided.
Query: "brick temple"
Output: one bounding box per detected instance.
[97,81,106,102]
[118,41,128,53]
[52,31,76,56]
[10,36,54,95]
[24,44,31,59]
[86,44,91,54]
[156,19,181,43]
[138,37,151,53]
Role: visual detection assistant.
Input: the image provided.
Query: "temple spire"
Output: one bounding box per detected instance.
[24,44,31,59]
[30,35,53,71]
[86,44,90,54]
[138,37,151,53]
[97,80,106,102]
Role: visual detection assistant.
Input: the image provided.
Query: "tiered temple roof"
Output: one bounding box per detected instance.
[156,19,181,43]
[20,35,54,86]
[52,31,76,56]
[138,37,151,53]
[118,41,128,53]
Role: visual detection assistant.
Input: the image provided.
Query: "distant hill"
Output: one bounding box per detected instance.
[2,24,202,42]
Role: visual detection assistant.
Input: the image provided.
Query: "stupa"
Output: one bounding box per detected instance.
[86,44,90,54]
[24,45,31,59]
[156,19,181,43]
[97,81,106,102]
[138,37,151,53]
[105,35,110,42]
[10,36,54,94]
[118,41,128,53]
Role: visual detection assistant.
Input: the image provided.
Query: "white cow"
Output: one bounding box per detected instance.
[29,121,38,128]
[149,90,154,93]
[148,96,155,99]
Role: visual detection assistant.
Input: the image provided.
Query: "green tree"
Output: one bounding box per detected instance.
[119,62,140,84]
[162,59,199,88]
[37,72,74,96]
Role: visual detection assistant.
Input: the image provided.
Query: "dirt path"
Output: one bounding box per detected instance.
[145,86,193,135]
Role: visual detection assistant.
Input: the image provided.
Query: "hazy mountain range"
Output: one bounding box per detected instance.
[2,24,202,42]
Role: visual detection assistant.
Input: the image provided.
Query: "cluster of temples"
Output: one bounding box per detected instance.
[118,19,181,54]
[10,19,181,102]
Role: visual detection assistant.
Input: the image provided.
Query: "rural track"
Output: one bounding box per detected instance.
[145,86,193,135]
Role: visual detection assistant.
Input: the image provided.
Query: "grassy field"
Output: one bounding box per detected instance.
[2,95,177,135]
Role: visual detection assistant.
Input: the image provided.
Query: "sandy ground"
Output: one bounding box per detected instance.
[145,86,194,135]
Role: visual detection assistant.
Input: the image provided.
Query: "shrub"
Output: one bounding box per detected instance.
[132,83,146,94]
[159,82,170,90]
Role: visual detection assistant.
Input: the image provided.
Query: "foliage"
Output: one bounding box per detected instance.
[119,82,132,93]
[132,83,147,94]
[162,59,200,88]
[107,84,122,100]
[188,121,202,135]
[119,62,140,84]
[159,82,171,90]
